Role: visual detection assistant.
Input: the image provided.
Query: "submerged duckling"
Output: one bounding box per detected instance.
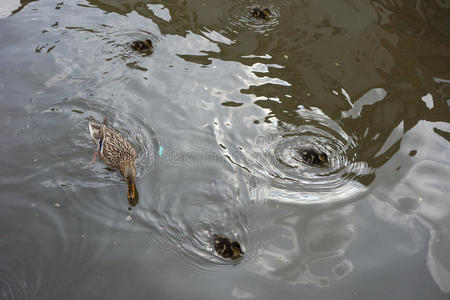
[297,148,329,167]
[213,235,243,260]
[250,7,271,19]
[130,39,153,51]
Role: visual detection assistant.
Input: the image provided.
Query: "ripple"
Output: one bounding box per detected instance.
[0,253,36,299]
[218,108,370,204]
[43,21,161,90]
[134,169,261,275]
[0,203,93,299]
[225,3,280,34]
[39,99,159,189]
[99,28,160,61]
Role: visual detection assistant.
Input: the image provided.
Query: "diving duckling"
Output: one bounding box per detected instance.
[297,148,329,167]
[88,117,138,200]
[250,7,271,19]
[213,235,243,260]
[130,39,153,51]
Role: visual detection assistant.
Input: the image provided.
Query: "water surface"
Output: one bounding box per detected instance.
[0,0,449,299]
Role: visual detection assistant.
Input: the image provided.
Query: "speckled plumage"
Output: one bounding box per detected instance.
[213,234,243,260]
[88,120,137,175]
[297,148,328,167]
[130,39,153,51]
[250,7,271,19]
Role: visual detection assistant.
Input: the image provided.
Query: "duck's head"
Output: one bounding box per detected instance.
[124,165,137,199]
[318,152,328,165]
[263,8,271,18]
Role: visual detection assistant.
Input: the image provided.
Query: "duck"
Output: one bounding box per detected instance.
[250,7,271,19]
[213,234,243,260]
[89,117,138,199]
[297,148,329,167]
[130,39,153,51]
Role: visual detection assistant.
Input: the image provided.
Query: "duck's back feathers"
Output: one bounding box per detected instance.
[88,121,137,172]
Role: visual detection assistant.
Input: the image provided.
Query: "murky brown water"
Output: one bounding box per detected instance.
[1,0,449,299]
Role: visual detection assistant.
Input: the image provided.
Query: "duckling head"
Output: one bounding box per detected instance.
[230,241,243,259]
[318,152,328,164]
[143,39,153,49]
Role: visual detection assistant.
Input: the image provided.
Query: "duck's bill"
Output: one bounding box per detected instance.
[127,183,136,199]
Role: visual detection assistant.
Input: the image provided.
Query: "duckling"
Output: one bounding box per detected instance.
[213,235,243,260]
[130,39,153,51]
[250,7,271,19]
[297,148,329,167]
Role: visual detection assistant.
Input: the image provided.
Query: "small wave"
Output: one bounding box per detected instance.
[39,100,159,189]
[218,108,370,204]
[133,169,261,276]
[224,3,280,34]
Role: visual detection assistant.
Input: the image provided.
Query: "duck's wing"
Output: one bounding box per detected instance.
[88,122,101,145]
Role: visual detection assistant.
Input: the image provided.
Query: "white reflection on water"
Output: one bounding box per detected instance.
[231,286,256,299]
[0,0,20,18]
[371,120,450,292]
[252,204,355,286]
[146,4,171,22]
[341,88,387,119]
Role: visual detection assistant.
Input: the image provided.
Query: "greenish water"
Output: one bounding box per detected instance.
[0,0,449,299]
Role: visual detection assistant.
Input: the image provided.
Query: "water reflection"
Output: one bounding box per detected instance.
[253,202,355,286]
[370,120,450,292]
[0,0,37,18]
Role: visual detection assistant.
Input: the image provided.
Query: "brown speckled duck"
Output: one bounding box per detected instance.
[131,39,153,51]
[89,117,138,199]
[213,234,243,260]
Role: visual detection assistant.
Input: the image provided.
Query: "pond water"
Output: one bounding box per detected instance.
[0,0,449,299]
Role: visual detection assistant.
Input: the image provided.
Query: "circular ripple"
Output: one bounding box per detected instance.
[134,170,261,275]
[0,253,37,299]
[224,3,280,34]
[39,100,159,189]
[100,29,160,61]
[220,108,370,204]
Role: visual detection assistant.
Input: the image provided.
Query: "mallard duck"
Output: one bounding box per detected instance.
[213,234,243,260]
[130,39,153,51]
[297,148,329,167]
[250,7,271,19]
[89,117,138,199]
